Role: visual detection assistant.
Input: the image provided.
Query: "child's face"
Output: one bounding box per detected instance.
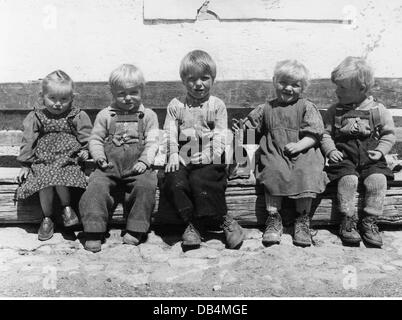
[182,70,213,101]
[111,84,142,111]
[42,86,73,115]
[274,76,303,105]
[335,79,366,105]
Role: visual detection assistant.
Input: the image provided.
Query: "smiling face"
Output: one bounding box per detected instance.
[41,84,73,115]
[274,76,303,105]
[334,79,366,105]
[111,83,143,111]
[182,69,213,101]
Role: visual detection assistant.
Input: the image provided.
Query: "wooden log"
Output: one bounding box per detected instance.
[1,168,402,226]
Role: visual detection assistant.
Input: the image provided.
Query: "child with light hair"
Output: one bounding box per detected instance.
[79,64,159,252]
[233,59,328,247]
[322,56,395,248]
[16,70,92,240]
[163,49,245,249]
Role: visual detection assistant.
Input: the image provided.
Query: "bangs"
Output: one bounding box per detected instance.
[43,81,73,96]
[274,60,310,88]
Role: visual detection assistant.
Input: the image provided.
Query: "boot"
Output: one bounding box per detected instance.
[123,231,143,246]
[84,232,103,253]
[61,206,80,227]
[182,222,203,246]
[262,212,283,246]
[221,215,245,249]
[38,217,54,241]
[84,240,102,253]
[360,215,383,247]
[339,215,361,245]
[293,213,311,247]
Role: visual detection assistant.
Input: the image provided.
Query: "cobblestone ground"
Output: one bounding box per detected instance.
[1,225,402,297]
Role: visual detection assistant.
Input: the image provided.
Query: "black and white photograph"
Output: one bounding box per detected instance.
[1,0,402,303]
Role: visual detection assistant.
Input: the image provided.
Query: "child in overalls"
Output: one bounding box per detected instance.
[163,50,245,249]
[16,70,92,241]
[321,56,395,247]
[233,60,328,247]
[79,64,159,253]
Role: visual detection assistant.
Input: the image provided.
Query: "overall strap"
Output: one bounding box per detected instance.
[370,107,381,129]
[137,111,144,145]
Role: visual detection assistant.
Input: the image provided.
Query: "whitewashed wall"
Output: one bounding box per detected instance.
[0,0,401,82]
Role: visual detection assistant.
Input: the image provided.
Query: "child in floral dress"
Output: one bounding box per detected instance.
[16,70,92,240]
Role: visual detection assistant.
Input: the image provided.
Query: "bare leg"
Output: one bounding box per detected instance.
[56,186,79,227]
[39,187,55,217]
[55,186,70,207]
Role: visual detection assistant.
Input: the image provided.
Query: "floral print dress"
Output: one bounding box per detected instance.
[17,106,92,199]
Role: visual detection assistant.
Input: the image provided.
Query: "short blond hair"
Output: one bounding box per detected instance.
[42,70,74,95]
[331,56,374,92]
[109,64,145,89]
[179,50,217,81]
[273,60,310,89]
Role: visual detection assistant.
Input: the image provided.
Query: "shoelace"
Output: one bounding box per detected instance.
[266,215,281,231]
[221,218,234,231]
[343,217,358,232]
[295,216,310,235]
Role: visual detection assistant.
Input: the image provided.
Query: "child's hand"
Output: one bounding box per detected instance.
[328,150,344,163]
[97,159,113,171]
[190,152,210,165]
[284,142,301,156]
[132,162,147,174]
[17,167,30,184]
[165,153,184,173]
[77,150,89,161]
[368,150,383,161]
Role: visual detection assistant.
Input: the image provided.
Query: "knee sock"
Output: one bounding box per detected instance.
[337,175,358,217]
[264,190,282,215]
[295,197,312,215]
[363,173,387,216]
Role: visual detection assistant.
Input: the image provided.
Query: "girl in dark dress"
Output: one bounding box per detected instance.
[233,60,328,247]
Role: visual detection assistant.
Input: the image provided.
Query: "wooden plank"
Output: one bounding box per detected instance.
[1,79,402,111]
[1,169,402,226]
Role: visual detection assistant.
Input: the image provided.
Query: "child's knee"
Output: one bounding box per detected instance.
[338,175,359,191]
[364,173,387,192]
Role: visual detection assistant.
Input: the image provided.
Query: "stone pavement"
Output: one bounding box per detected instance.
[1,225,402,297]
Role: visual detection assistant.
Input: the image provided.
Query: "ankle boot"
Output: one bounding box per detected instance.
[293,212,311,247]
[221,215,245,249]
[182,222,203,246]
[360,215,383,247]
[38,217,54,241]
[123,231,143,246]
[262,212,283,246]
[62,206,80,227]
[84,232,103,253]
[339,215,361,245]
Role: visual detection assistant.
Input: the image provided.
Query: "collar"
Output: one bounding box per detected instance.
[110,103,145,114]
[338,96,373,111]
[185,94,210,108]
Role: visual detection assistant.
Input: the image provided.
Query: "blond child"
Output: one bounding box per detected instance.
[321,57,395,247]
[233,60,328,247]
[163,50,245,249]
[16,70,92,240]
[79,64,159,253]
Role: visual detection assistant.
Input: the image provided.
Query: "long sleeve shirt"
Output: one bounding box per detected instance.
[17,108,92,167]
[89,104,159,167]
[163,95,229,164]
[321,96,396,157]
